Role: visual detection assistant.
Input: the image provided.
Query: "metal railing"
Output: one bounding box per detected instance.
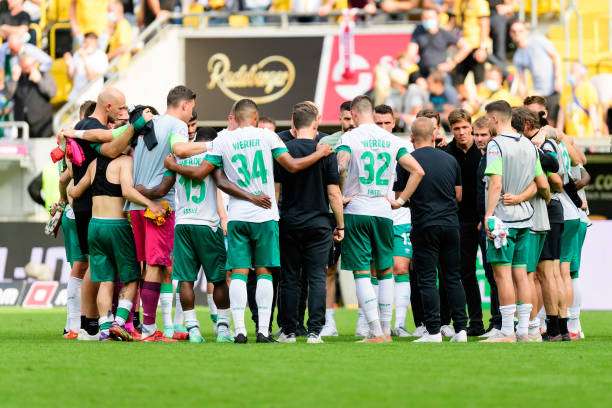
[0,121,30,142]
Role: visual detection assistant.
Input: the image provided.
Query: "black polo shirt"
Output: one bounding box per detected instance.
[394,146,461,232]
[444,139,482,223]
[273,138,339,230]
[278,129,328,144]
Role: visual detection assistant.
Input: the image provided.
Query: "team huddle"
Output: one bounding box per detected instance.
[50,84,589,344]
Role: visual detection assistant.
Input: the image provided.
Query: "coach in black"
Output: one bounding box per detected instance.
[274,102,344,342]
[395,117,468,342]
[444,109,485,336]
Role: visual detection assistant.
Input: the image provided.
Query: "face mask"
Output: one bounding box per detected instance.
[485,79,500,92]
[422,19,438,31]
[108,12,117,23]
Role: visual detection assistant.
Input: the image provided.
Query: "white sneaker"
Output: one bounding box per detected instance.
[77,329,100,341]
[450,330,467,343]
[413,324,427,337]
[277,332,296,344]
[306,333,324,344]
[480,328,501,339]
[355,318,370,338]
[440,325,455,338]
[413,332,442,343]
[480,330,516,343]
[320,324,338,337]
[391,327,412,337]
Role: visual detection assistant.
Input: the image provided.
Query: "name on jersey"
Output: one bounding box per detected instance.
[179,157,203,166]
[232,139,261,150]
[361,139,391,149]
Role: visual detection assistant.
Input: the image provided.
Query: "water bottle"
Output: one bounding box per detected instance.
[171,1,182,25]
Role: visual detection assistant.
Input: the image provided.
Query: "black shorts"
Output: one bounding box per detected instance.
[73,207,92,255]
[452,52,485,85]
[540,222,563,261]
[328,240,342,268]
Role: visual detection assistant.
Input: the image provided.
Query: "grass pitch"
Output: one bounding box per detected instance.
[2,308,612,408]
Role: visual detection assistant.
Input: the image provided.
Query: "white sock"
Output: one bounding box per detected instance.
[378,275,394,335]
[325,308,335,326]
[217,308,231,334]
[173,281,183,327]
[99,313,113,335]
[160,291,173,329]
[183,309,201,337]
[115,299,132,326]
[516,303,532,337]
[229,277,247,336]
[256,275,273,336]
[207,293,218,321]
[66,276,82,332]
[499,304,517,336]
[528,318,540,335]
[355,275,383,337]
[569,278,581,329]
[394,281,410,329]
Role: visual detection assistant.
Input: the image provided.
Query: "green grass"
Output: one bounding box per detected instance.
[2,308,612,408]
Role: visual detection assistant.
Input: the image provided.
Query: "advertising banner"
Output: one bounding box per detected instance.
[584,156,612,219]
[318,33,410,123]
[185,36,325,122]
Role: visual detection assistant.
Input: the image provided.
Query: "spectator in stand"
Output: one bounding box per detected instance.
[451,0,491,101]
[558,63,602,138]
[590,73,612,134]
[488,0,516,63]
[407,8,470,81]
[120,0,136,25]
[65,32,109,103]
[469,65,520,117]
[401,78,430,128]
[384,68,409,123]
[319,0,376,17]
[0,32,52,89]
[380,0,417,15]
[510,21,562,123]
[258,116,276,132]
[427,70,458,121]
[7,50,56,138]
[0,0,30,41]
[107,0,133,73]
[22,1,42,24]
[141,0,178,28]
[70,0,110,49]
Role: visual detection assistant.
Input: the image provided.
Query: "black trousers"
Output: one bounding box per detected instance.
[409,260,451,327]
[479,229,501,329]
[279,225,332,335]
[460,222,484,329]
[411,225,468,334]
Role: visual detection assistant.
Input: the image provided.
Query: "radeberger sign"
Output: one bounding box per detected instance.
[185,36,323,122]
[207,53,296,104]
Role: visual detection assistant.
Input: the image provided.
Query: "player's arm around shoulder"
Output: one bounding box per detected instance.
[274,133,332,173]
[68,160,96,199]
[118,155,163,214]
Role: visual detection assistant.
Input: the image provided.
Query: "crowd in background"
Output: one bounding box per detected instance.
[0,0,608,141]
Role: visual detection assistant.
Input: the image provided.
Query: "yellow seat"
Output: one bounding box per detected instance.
[50,59,72,107]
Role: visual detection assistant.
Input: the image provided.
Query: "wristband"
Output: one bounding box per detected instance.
[396,197,406,206]
[335,227,344,230]
[74,130,85,139]
[133,115,147,131]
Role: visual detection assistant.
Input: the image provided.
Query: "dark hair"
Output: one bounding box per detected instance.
[167,85,196,108]
[351,95,374,114]
[472,116,496,137]
[427,70,445,84]
[83,32,98,40]
[448,109,472,127]
[233,98,258,122]
[374,104,394,116]
[416,108,440,126]
[195,126,217,142]
[292,104,318,130]
[258,116,276,127]
[485,100,512,119]
[189,111,198,123]
[511,106,541,133]
[523,95,546,107]
[79,100,96,119]
[340,100,352,113]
